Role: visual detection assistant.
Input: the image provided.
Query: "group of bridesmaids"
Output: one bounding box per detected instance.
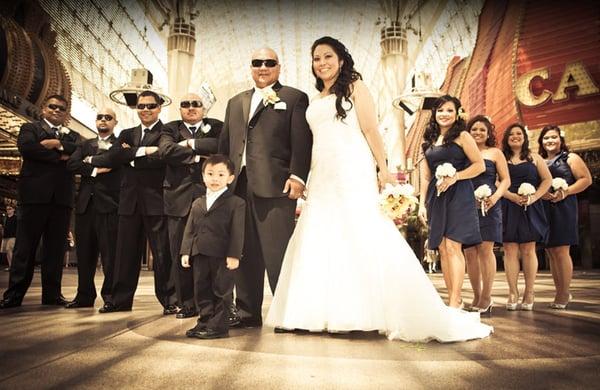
[418,95,592,314]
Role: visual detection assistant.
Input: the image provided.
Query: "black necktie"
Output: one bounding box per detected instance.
[52,127,60,138]
[189,126,196,136]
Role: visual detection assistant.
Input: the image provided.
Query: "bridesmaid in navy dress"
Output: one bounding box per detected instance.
[464,116,510,314]
[501,124,551,311]
[538,125,592,309]
[419,95,485,308]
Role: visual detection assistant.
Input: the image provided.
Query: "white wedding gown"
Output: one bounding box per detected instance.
[265,94,493,342]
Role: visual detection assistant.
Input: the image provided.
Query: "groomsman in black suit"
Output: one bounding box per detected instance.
[87,91,176,313]
[218,48,312,326]
[160,91,223,318]
[65,108,121,308]
[0,95,81,309]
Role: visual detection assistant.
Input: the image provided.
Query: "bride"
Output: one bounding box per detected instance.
[265,36,493,342]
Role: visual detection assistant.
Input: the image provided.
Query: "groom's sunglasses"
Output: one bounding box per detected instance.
[180,100,203,109]
[251,59,278,68]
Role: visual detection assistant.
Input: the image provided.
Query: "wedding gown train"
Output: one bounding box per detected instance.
[265,94,493,342]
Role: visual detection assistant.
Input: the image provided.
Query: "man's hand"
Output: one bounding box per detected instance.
[40,139,61,149]
[145,146,159,155]
[177,139,193,148]
[283,178,305,200]
[226,257,240,270]
[96,167,112,174]
[121,143,131,149]
[59,154,70,161]
[181,255,190,268]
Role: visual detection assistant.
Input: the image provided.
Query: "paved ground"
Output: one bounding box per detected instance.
[0,268,599,389]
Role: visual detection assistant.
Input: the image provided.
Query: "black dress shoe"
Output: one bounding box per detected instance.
[185,324,207,337]
[99,302,131,313]
[188,328,229,339]
[163,305,179,315]
[65,300,94,309]
[176,306,197,319]
[0,298,22,309]
[42,295,68,306]
[230,317,262,329]
[274,327,295,334]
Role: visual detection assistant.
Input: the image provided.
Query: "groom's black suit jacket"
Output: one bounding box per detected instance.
[218,81,312,197]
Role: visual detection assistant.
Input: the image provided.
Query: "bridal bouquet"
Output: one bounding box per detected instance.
[474,184,492,216]
[380,183,418,223]
[517,182,536,210]
[435,163,456,196]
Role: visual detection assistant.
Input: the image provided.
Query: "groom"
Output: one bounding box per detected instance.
[219,47,312,327]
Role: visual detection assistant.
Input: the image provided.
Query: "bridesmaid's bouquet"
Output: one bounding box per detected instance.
[435,163,456,196]
[474,184,492,216]
[380,183,418,223]
[517,182,536,210]
[551,177,568,192]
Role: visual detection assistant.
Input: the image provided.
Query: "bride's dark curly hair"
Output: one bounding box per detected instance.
[421,95,466,153]
[311,36,362,120]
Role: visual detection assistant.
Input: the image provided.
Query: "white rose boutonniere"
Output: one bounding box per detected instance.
[200,122,212,134]
[517,182,536,210]
[59,126,71,135]
[261,87,280,106]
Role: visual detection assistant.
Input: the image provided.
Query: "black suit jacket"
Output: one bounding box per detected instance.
[67,135,121,215]
[218,82,312,198]
[159,118,223,217]
[17,120,81,207]
[180,191,245,259]
[90,122,166,216]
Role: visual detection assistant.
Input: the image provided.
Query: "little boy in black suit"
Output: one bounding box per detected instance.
[181,154,245,339]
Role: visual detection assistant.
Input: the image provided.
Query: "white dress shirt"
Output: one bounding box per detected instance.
[206,187,228,210]
[91,134,113,177]
[43,118,64,151]
[132,120,160,166]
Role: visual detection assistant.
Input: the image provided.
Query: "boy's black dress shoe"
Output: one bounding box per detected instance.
[98,302,131,313]
[42,295,68,306]
[188,328,229,339]
[0,298,21,309]
[163,305,179,315]
[176,306,197,319]
[65,300,94,309]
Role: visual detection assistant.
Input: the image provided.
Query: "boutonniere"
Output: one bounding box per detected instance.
[273,101,287,110]
[261,87,281,106]
[59,126,71,135]
[200,122,212,134]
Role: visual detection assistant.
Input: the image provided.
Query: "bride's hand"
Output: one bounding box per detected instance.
[377,169,396,190]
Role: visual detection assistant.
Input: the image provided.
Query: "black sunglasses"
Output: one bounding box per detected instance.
[136,103,159,110]
[251,59,278,68]
[180,100,203,109]
[96,114,114,121]
[47,103,67,112]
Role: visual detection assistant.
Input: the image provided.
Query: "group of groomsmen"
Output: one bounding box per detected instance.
[0,48,314,331]
[0,89,224,319]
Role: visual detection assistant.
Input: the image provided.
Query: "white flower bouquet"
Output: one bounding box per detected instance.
[380,183,418,222]
[551,177,568,192]
[434,163,456,196]
[517,182,536,210]
[474,184,492,216]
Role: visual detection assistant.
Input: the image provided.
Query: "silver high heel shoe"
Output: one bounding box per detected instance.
[474,301,494,315]
[521,295,535,311]
[549,294,572,310]
[506,295,519,311]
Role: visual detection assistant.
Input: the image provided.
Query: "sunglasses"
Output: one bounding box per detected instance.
[47,104,67,112]
[96,114,114,121]
[180,100,203,109]
[136,103,159,110]
[251,59,278,68]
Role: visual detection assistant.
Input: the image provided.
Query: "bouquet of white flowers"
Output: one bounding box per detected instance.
[380,183,418,222]
[474,184,492,216]
[551,177,568,192]
[517,182,536,210]
[434,163,456,196]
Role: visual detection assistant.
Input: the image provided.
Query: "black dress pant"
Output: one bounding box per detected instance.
[192,254,235,331]
[233,168,296,321]
[110,209,175,309]
[3,203,70,303]
[74,198,118,304]
[168,215,195,310]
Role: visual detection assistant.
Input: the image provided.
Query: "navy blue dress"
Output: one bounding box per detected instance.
[425,142,481,250]
[544,152,578,247]
[502,161,548,243]
[472,159,502,243]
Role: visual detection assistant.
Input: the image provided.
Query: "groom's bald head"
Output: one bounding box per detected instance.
[251,47,280,88]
